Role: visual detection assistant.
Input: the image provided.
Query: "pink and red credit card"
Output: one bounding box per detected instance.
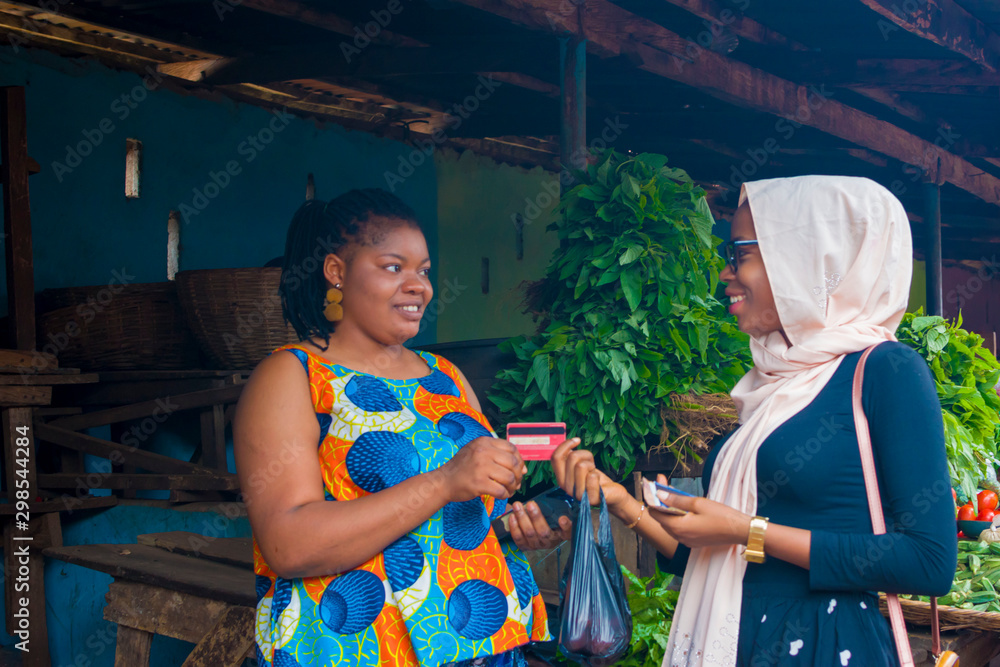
[506,422,567,460]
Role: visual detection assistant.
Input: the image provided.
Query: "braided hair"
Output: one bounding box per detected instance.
[279,188,420,349]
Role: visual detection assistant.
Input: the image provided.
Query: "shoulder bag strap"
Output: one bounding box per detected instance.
[853,345,919,667]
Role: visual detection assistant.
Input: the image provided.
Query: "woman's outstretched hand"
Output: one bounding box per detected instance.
[507,500,572,550]
[646,474,752,549]
[550,438,629,510]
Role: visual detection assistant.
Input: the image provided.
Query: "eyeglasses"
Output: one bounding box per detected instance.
[721,240,759,273]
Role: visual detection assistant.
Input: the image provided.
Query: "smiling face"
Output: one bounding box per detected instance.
[326,219,432,346]
[720,203,784,340]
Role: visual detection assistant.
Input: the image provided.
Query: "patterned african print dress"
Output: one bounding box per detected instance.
[253,344,551,667]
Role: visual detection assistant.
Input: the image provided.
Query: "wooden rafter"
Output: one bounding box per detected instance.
[0,6,556,167]
[795,58,1000,87]
[448,0,1000,206]
[239,0,564,99]
[660,0,809,51]
[858,0,1000,73]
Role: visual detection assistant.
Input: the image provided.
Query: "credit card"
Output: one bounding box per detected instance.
[506,422,566,460]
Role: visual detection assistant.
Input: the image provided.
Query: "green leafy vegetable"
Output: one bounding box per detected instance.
[896,310,1000,500]
[489,150,751,481]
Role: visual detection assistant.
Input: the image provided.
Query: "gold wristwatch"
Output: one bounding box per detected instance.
[744,516,769,564]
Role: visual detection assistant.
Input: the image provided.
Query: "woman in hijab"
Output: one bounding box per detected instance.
[550,175,957,666]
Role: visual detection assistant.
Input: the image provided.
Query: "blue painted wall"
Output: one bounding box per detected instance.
[0,45,438,351]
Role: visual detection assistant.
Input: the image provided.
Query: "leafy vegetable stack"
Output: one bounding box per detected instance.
[896,310,1000,501]
[489,150,750,481]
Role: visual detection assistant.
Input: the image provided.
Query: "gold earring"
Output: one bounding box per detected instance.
[324,284,343,322]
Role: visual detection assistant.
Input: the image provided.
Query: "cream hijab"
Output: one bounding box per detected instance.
[663,175,913,666]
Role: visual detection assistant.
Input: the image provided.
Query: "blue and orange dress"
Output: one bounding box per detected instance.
[253,343,551,667]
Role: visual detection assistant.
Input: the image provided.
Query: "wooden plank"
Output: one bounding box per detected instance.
[0,350,55,369]
[199,44,551,86]
[3,514,57,665]
[114,626,153,667]
[448,0,1000,206]
[199,405,227,472]
[97,370,250,381]
[797,57,1000,87]
[47,384,244,431]
[136,532,252,569]
[632,471,657,578]
[240,0,566,99]
[925,182,944,315]
[857,0,1000,73]
[0,386,50,406]
[0,364,75,375]
[181,605,254,667]
[0,87,35,351]
[103,580,235,645]
[38,472,239,491]
[0,495,117,515]
[43,543,256,607]
[560,36,587,176]
[3,407,32,501]
[34,423,219,475]
[54,378,232,406]
[662,0,809,51]
[0,372,97,385]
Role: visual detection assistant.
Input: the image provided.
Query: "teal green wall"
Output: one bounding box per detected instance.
[0,46,437,350]
[433,149,561,343]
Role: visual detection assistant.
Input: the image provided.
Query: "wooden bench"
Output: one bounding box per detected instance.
[45,531,255,667]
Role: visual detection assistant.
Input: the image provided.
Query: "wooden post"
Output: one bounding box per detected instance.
[559,36,586,188]
[923,181,943,316]
[0,87,36,352]
[632,471,657,578]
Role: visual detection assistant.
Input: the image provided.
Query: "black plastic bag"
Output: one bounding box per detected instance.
[557,488,632,665]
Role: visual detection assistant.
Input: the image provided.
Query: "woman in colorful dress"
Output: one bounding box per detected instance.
[550,176,957,666]
[234,189,567,667]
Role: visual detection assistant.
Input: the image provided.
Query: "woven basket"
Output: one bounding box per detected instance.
[879,594,1000,632]
[175,268,298,369]
[36,282,200,371]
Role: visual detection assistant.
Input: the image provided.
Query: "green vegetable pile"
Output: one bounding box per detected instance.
[903,540,1000,612]
[489,150,750,482]
[617,567,679,667]
[896,310,1000,502]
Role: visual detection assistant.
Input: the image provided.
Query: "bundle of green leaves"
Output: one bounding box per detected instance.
[617,567,679,667]
[895,310,1000,501]
[489,150,750,482]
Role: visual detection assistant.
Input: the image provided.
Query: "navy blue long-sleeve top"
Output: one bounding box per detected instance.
[660,342,957,599]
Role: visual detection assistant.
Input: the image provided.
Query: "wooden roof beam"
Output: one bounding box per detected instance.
[858,0,1000,72]
[183,45,554,86]
[660,0,809,51]
[795,58,1000,87]
[239,0,565,100]
[447,0,1000,206]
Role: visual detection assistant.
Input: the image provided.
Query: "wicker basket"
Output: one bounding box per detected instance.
[879,594,1000,632]
[175,268,298,369]
[36,282,200,371]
